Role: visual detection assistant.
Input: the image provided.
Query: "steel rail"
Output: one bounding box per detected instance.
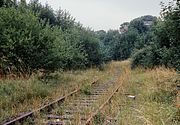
[85,80,121,125]
[2,79,99,125]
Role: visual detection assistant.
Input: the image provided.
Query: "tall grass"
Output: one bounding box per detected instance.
[0,63,113,123]
[95,60,180,125]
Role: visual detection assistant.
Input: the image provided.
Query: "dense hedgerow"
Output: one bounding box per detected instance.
[0,0,179,76]
[0,0,102,76]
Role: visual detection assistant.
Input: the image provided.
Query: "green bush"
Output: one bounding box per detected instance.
[132,46,156,68]
[0,7,57,74]
[0,6,103,76]
[81,83,92,95]
[131,1,180,70]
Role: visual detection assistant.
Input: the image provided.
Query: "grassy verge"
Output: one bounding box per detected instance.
[0,62,114,123]
[98,60,180,125]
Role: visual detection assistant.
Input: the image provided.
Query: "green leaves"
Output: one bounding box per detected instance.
[132,1,180,70]
[0,2,103,76]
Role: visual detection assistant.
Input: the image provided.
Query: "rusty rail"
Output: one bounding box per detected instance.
[2,79,99,125]
[85,80,121,125]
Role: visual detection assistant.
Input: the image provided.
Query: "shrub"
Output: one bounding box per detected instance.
[131,46,156,68]
[0,7,57,74]
[81,83,92,95]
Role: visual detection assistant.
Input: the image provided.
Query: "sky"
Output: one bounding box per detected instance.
[26,0,169,31]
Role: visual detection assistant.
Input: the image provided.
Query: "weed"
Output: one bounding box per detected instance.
[174,108,180,122]
[93,112,105,125]
[81,83,92,95]
[149,89,176,104]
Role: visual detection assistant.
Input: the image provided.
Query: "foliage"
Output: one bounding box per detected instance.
[96,15,156,62]
[81,83,92,95]
[0,7,55,74]
[55,8,75,31]
[0,0,102,76]
[129,15,157,34]
[0,0,17,8]
[132,1,180,70]
[115,28,140,60]
[97,30,120,62]
[1,0,179,75]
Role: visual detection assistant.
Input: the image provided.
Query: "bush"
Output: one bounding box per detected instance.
[81,83,92,95]
[0,7,57,74]
[131,1,180,71]
[0,6,102,75]
[132,46,156,68]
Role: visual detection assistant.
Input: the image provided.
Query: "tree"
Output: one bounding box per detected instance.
[0,7,60,74]
[115,27,142,60]
[0,0,17,7]
[129,15,157,34]
[55,8,75,31]
[29,0,56,25]
[97,30,120,61]
[132,1,180,70]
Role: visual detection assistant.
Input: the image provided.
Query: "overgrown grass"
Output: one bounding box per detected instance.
[0,63,113,123]
[2,60,178,125]
[98,60,180,125]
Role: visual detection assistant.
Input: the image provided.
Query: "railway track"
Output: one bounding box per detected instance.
[2,68,121,125]
[1,79,98,125]
[41,68,121,125]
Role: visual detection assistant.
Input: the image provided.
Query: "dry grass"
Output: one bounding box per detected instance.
[95,60,180,125]
[0,63,114,123]
[1,60,179,125]
[90,60,131,125]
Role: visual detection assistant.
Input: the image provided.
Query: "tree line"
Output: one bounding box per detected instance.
[0,0,179,76]
[131,1,180,70]
[96,0,179,71]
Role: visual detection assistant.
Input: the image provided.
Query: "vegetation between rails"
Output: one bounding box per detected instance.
[0,62,114,123]
[97,61,180,125]
[0,0,180,124]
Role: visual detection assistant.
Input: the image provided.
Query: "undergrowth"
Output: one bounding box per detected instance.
[98,60,180,125]
[0,63,113,123]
